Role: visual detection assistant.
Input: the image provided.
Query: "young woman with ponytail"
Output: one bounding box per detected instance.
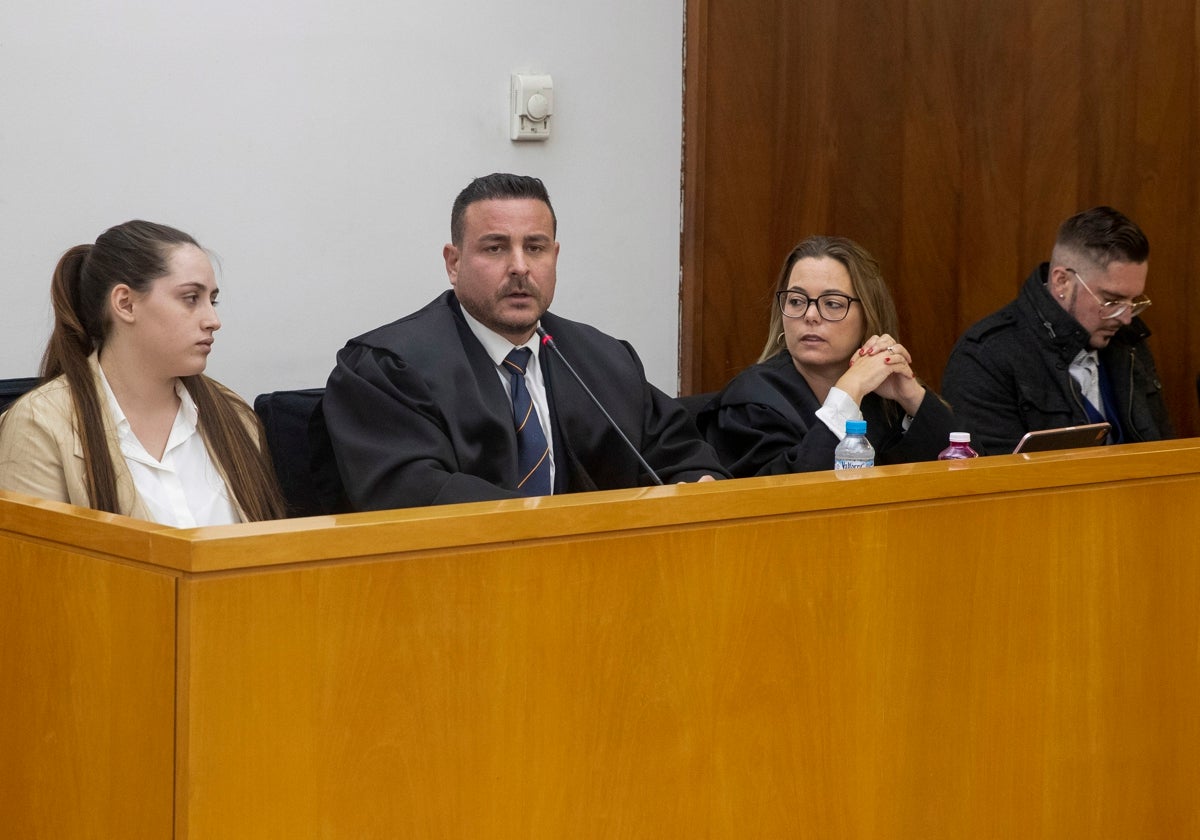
[0,220,285,524]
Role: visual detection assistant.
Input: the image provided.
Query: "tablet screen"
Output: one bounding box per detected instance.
[1012,422,1111,454]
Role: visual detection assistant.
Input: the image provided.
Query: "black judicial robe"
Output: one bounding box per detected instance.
[321,291,728,510]
[700,350,956,476]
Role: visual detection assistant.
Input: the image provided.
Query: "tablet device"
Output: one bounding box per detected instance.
[1012,422,1110,454]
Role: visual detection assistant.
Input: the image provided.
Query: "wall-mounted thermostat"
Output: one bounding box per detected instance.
[511,73,553,141]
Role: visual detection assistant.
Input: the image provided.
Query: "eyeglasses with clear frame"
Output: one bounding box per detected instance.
[1066,268,1151,319]
[776,290,861,321]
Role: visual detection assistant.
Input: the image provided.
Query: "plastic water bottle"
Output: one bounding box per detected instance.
[938,432,980,460]
[834,419,875,469]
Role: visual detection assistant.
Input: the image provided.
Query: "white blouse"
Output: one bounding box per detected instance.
[98,369,239,527]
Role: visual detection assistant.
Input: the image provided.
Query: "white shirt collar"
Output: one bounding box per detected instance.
[97,366,197,464]
[459,303,542,365]
[1069,348,1103,411]
[95,366,238,527]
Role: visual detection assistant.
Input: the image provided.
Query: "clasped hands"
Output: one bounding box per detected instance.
[841,333,926,416]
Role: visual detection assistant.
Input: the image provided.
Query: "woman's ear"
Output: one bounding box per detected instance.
[109,284,136,324]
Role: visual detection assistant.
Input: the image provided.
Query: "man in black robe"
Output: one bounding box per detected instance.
[319,173,727,511]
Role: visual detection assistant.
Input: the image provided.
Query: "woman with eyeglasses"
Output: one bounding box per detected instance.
[699,235,955,476]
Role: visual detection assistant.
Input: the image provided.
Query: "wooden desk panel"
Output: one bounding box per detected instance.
[3,441,1199,838]
[176,469,1200,838]
[0,535,176,838]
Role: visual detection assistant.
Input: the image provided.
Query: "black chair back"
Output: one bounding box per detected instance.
[0,377,40,414]
[254,388,345,518]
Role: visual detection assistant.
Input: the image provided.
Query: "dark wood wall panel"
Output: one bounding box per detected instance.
[1021,0,1081,266]
[896,0,963,385]
[686,0,785,379]
[957,2,1025,325]
[683,0,1200,437]
[1126,2,1196,439]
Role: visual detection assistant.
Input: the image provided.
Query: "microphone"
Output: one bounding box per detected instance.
[536,325,664,485]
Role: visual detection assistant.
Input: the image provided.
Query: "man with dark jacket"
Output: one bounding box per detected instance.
[942,206,1172,455]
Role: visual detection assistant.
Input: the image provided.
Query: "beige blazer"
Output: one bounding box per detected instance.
[0,354,260,522]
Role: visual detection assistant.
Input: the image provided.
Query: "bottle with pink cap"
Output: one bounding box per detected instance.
[938,432,979,460]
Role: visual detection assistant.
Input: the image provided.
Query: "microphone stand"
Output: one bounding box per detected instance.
[536,325,664,485]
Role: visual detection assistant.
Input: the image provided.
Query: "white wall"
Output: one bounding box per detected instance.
[0,0,685,400]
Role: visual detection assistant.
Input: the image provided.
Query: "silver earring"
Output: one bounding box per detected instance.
[777,331,786,345]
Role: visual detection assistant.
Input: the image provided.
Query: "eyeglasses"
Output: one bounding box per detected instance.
[1066,268,1151,319]
[776,290,861,322]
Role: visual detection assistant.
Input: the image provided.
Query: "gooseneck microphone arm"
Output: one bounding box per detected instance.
[535,325,664,486]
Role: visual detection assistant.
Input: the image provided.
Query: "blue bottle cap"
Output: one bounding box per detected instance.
[845,419,867,435]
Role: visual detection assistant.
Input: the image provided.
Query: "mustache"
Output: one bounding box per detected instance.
[499,278,538,296]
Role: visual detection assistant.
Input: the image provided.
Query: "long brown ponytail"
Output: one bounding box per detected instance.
[184,377,286,521]
[42,244,120,510]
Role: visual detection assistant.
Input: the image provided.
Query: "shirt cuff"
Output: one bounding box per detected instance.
[815,387,863,440]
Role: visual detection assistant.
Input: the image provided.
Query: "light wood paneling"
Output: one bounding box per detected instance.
[684,0,1200,436]
[0,533,176,838]
[171,448,1200,837]
[4,441,1200,837]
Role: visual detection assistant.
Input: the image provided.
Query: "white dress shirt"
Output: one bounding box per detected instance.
[815,386,913,439]
[98,368,240,527]
[1070,349,1105,419]
[815,386,863,439]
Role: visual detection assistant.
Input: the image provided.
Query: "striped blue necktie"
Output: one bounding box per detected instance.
[503,348,552,496]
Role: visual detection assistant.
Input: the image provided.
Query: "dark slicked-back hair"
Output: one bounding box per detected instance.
[1055,206,1149,267]
[44,221,199,366]
[450,173,557,245]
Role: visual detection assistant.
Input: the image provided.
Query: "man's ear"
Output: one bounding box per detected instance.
[110,284,136,324]
[1047,265,1071,300]
[443,243,460,287]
